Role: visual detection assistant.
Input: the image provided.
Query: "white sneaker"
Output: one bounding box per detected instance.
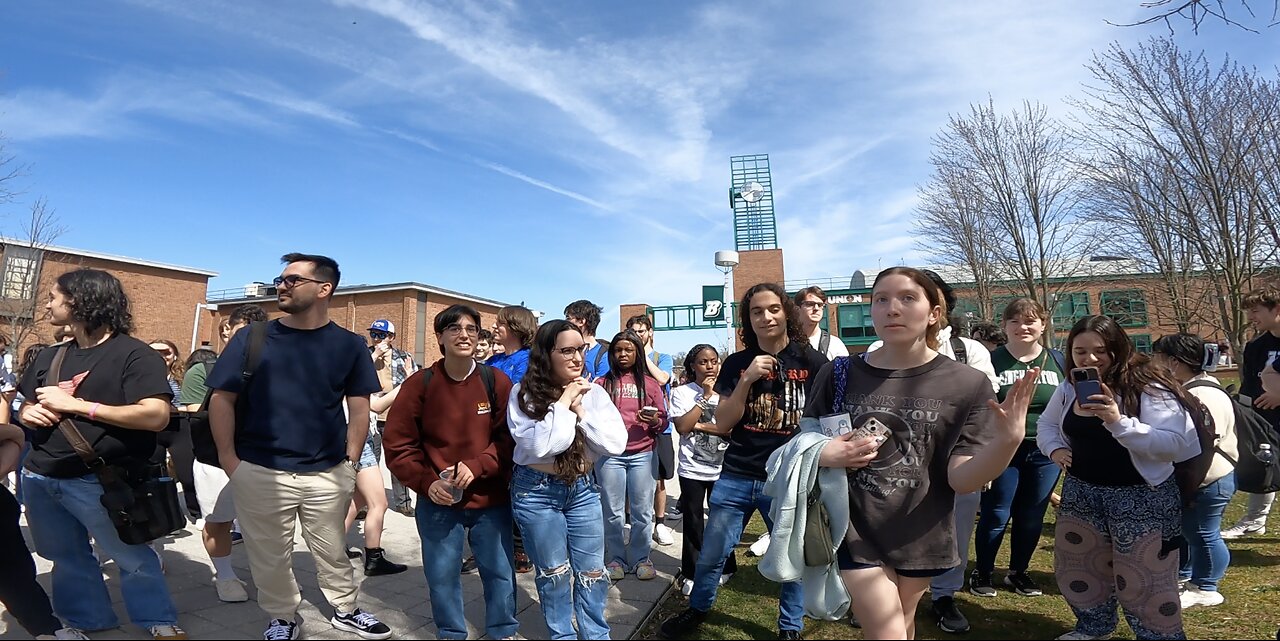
[1180,585,1225,609]
[748,533,771,557]
[719,572,733,585]
[1221,522,1265,539]
[194,518,206,531]
[215,577,249,603]
[35,629,90,640]
[680,577,694,596]
[1056,631,1107,640]
[653,523,675,546]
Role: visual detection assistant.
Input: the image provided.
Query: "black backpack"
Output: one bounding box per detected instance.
[591,338,611,373]
[416,364,498,415]
[818,330,831,356]
[189,321,268,468]
[1187,379,1280,493]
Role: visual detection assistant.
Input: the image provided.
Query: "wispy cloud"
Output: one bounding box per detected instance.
[477,161,612,212]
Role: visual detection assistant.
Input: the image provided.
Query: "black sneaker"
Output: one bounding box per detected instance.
[364,548,408,577]
[460,555,478,575]
[660,607,708,639]
[263,618,299,641]
[969,570,997,598]
[932,596,971,634]
[779,630,802,640]
[331,608,392,640]
[1004,571,1043,597]
[848,612,861,628]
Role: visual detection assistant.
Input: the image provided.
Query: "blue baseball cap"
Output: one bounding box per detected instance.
[369,320,395,334]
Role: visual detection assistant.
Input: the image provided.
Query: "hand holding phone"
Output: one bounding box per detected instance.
[1070,367,1103,402]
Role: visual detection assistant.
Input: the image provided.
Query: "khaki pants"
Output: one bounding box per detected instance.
[229,460,359,620]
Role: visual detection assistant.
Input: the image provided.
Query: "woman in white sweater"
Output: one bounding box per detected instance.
[507,320,627,640]
[1153,333,1238,610]
[1037,316,1200,641]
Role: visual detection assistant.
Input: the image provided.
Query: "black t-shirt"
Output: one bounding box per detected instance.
[20,335,173,478]
[714,340,828,480]
[206,320,382,472]
[1062,408,1146,487]
[1242,332,1280,428]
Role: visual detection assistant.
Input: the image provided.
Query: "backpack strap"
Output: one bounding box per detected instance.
[950,336,967,365]
[1049,349,1066,372]
[419,364,499,423]
[1184,379,1238,465]
[818,330,831,356]
[242,321,268,385]
[832,356,850,412]
[593,339,610,373]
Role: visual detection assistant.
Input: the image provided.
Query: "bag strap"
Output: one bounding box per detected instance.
[818,330,831,356]
[832,356,850,412]
[242,321,268,385]
[1185,379,1239,466]
[419,364,499,425]
[950,336,967,364]
[593,340,609,372]
[47,345,105,469]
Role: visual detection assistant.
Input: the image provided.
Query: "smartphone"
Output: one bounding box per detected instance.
[640,405,659,417]
[1071,367,1103,402]
[853,416,891,446]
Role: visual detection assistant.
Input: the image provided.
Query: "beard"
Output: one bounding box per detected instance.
[277,295,310,314]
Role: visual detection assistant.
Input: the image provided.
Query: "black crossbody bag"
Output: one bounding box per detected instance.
[48,345,186,545]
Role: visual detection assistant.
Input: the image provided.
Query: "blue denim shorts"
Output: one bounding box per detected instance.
[356,433,379,471]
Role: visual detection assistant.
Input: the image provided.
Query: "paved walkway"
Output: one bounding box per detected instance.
[1,475,686,640]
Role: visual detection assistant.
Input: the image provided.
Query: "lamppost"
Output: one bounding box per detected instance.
[715,250,739,349]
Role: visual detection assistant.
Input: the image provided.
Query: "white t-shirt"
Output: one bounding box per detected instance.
[809,329,849,360]
[669,382,729,482]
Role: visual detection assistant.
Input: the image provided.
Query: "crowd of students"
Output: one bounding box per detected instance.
[3,253,1280,641]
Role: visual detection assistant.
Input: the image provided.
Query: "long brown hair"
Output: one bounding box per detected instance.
[149,338,184,384]
[1066,315,1191,412]
[871,267,948,350]
[519,320,590,482]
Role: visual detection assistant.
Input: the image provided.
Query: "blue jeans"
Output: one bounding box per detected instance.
[20,469,177,630]
[511,466,610,640]
[417,500,518,639]
[595,450,657,570]
[976,440,1061,574]
[690,472,803,632]
[1179,474,1235,592]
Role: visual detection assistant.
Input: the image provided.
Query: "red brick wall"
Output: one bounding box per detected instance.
[618,303,650,333]
[731,249,786,350]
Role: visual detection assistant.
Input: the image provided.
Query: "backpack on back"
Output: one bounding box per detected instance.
[591,338,611,373]
[1187,379,1280,493]
[189,320,268,468]
[1167,391,1219,507]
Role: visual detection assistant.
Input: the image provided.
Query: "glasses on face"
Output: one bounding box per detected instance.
[273,274,327,289]
[445,323,480,336]
[555,345,588,360]
[369,331,389,341]
[798,301,824,310]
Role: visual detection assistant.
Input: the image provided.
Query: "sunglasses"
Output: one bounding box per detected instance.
[369,331,389,340]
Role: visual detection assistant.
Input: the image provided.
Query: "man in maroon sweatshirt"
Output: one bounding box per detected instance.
[382,304,518,640]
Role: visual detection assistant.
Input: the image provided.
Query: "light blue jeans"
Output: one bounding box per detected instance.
[20,469,178,630]
[595,450,657,570]
[511,465,610,640]
[416,501,518,639]
[1180,474,1235,592]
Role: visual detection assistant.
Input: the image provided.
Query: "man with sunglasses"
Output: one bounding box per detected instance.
[367,319,417,517]
[207,253,392,641]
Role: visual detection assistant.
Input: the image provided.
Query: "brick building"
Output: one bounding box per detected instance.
[204,282,511,366]
[0,237,216,358]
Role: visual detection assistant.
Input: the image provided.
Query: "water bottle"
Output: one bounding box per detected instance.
[1258,444,1275,465]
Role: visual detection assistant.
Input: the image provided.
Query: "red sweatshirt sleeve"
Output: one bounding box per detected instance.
[459,369,515,481]
[383,370,433,494]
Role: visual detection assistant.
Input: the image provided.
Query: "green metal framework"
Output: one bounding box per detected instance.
[650,303,739,331]
[730,154,778,251]
[1101,290,1149,328]
[1131,334,1153,353]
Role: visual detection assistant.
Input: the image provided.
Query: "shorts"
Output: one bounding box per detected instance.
[836,541,948,578]
[356,432,379,471]
[193,460,236,523]
[653,432,676,481]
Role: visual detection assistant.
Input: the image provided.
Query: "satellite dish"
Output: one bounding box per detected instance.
[739,181,765,203]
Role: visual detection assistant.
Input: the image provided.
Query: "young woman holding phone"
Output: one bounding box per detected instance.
[1037,315,1200,640]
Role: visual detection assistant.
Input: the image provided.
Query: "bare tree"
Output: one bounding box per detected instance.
[1117,0,1280,32]
[0,198,67,351]
[927,99,1099,334]
[915,163,999,322]
[1074,38,1280,353]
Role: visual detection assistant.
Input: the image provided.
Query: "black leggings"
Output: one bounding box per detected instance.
[678,476,737,579]
[0,484,62,636]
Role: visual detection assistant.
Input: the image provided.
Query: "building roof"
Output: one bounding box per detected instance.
[208,281,512,309]
[0,236,218,277]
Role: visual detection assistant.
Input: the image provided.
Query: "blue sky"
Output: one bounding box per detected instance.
[1,1,1276,351]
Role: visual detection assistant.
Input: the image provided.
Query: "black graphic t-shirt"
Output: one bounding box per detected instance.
[715,341,828,480]
[804,354,997,571]
[1242,332,1280,428]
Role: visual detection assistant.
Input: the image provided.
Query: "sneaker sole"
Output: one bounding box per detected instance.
[330,618,391,640]
[969,588,998,598]
[938,621,971,634]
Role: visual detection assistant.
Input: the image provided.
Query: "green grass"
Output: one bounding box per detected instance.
[636,493,1280,640]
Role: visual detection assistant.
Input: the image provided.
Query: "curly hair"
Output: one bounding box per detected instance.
[738,283,806,351]
[16,343,49,381]
[519,320,590,482]
[1066,315,1191,413]
[56,269,134,335]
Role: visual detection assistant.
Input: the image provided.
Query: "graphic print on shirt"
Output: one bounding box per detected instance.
[844,391,942,499]
[743,367,810,435]
[997,368,1061,388]
[57,371,90,396]
[688,396,728,467]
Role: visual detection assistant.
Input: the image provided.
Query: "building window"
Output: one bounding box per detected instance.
[0,247,42,301]
[837,304,876,340]
[1101,290,1148,328]
[1131,334,1152,354]
[1052,292,1091,329]
[953,299,983,322]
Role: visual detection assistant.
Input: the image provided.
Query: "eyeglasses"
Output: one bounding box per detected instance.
[798,301,824,310]
[273,275,327,289]
[445,324,480,336]
[555,345,588,360]
[369,331,389,340]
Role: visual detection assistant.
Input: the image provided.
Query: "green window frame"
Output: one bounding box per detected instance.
[953,299,983,323]
[1052,292,1091,329]
[836,304,876,340]
[1131,334,1152,354]
[1101,290,1148,328]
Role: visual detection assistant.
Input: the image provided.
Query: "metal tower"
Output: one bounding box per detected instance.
[729,154,778,251]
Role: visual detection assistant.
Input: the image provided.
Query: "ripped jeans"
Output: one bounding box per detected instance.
[511,465,610,640]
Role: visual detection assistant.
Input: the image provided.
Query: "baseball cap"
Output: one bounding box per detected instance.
[369,319,395,334]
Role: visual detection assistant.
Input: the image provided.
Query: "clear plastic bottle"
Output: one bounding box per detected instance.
[1258,443,1275,465]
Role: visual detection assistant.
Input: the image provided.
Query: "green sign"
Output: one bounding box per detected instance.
[702,285,726,321]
